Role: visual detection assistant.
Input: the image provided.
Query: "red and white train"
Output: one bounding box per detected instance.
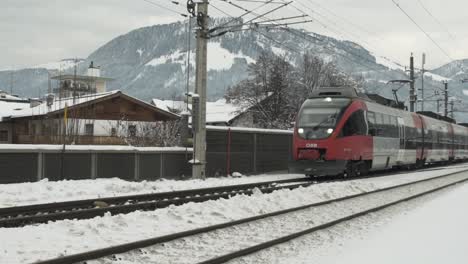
[290,87,468,177]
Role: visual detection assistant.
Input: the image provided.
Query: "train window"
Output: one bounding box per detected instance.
[342,110,367,137]
[375,113,384,125]
[367,111,376,125]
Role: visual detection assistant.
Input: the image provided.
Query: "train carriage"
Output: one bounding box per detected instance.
[290,87,468,177]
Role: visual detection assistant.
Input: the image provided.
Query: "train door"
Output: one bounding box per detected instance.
[397,117,405,163]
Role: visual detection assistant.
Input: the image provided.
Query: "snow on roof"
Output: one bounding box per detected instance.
[0,100,31,121]
[152,98,187,112]
[0,91,26,101]
[152,98,242,124]
[1,90,118,121]
[0,144,191,153]
[207,125,293,135]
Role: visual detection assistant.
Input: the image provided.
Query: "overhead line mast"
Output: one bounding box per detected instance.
[188,0,309,179]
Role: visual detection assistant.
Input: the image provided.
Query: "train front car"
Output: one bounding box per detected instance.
[290,88,372,177]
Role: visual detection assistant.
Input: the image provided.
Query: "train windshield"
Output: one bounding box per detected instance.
[297,97,351,139]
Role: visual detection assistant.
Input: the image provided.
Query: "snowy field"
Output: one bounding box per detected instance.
[238,176,468,264]
[1,163,468,208]
[1,164,468,263]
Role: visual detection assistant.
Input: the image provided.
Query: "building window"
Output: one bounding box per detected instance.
[85,123,94,136]
[0,130,8,142]
[128,125,136,137]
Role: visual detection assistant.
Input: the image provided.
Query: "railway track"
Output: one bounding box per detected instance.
[0,177,312,228]
[33,168,468,264]
[2,163,468,228]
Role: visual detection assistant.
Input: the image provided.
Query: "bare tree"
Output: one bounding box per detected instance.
[227,52,361,129]
[110,115,182,147]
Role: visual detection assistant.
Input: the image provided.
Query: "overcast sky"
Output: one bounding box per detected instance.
[1,0,467,70]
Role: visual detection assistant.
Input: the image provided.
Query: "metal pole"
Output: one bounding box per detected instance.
[450,101,454,119]
[409,54,416,112]
[436,99,440,114]
[192,0,208,179]
[444,81,448,117]
[420,53,425,111]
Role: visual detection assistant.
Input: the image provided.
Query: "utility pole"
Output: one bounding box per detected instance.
[436,98,441,114]
[192,0,208,179]
[443,81,448,117]
[420,53,426,111]
[9,71,13,95]
[450,101,454,119]
[409,54,416,112]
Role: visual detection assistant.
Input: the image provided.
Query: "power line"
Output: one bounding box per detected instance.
[209,2,302,53]
[215,0,276,30]
[416,0,456,41]
[141,0,188,17]
[390,0,454,62]
[294,0,407,70]
[211,1,399,80]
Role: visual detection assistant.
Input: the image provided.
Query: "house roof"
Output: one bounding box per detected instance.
[0,100,31,121]
[152,98,242,124]
[1,90,179,122]
[51,74,113,81]
[0,90,29,103]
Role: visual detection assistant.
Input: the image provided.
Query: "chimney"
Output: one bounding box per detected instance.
[29,98,42,108]
[87,61,100,77]
[46,94,55,107]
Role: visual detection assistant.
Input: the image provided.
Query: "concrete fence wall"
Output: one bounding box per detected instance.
[0,127,293,184]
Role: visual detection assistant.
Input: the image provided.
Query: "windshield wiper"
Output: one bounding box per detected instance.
[312,111,338,130]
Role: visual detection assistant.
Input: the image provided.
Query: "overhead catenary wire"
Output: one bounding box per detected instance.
[292,0,407,70]
[416,0,456,41]
[210,1,399,81]
[213,0,276,30]
[390,0,454,63]
[141,0,188,17]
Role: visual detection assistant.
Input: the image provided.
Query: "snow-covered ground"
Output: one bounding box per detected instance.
[318,182,468,264]
[1,164,467,208]
[1,165,468,263]
[0,173,304,208]
[239,175,468,264]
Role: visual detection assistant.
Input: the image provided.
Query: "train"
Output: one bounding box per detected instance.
[289,87,468,177]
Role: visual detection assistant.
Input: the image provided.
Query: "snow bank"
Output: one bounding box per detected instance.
[0,144,191,153]
[0,174,303,208]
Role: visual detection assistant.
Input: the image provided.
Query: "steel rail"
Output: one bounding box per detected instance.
[0,181,313,228]
[4,163,468,227]
[199,175,468,264]
[0,177,311,218]
[33,168,468,264]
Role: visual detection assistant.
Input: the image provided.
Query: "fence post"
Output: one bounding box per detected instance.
[227,128,231,176]
[253,133,257,174]
[37,152,43,181]
[134,153,140,181]
[91,153,97,179]
[159,153,164,179]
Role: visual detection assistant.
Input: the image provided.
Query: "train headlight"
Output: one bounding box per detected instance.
[298,128,304,134]
[327,128,334,134]
[324,97,332,102]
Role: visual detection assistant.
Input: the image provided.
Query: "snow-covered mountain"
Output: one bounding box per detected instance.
[0,18,399,99]
[1,18,467,119]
